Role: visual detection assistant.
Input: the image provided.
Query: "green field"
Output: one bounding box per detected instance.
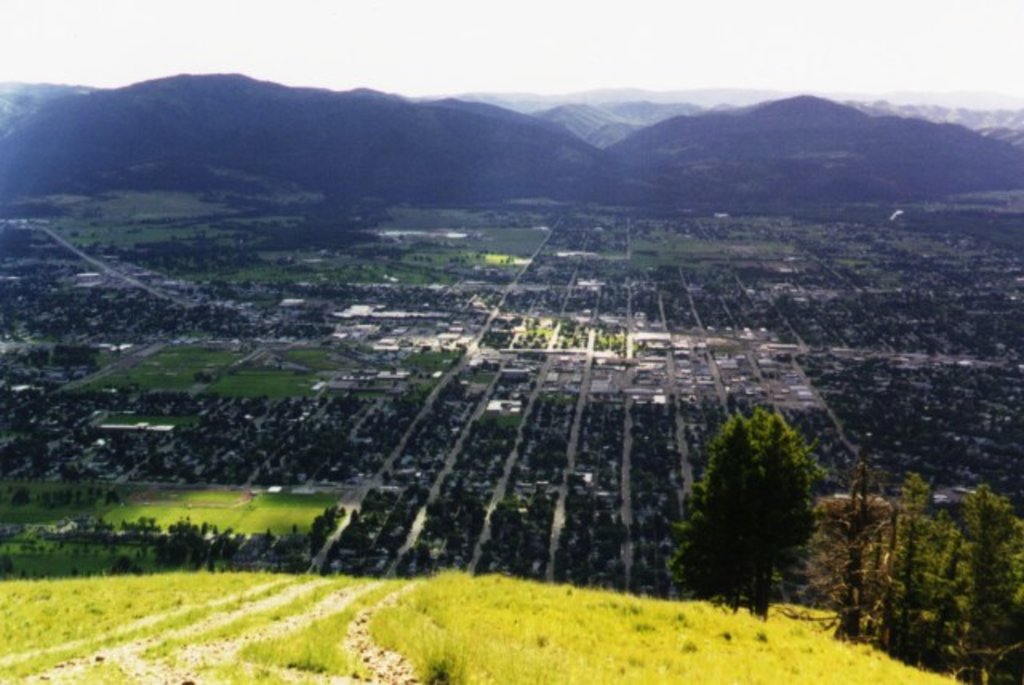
[282,348,349,371]
[206,368,319,397]
[631,234,795,269]
[403,349,461,373]
[179,253,456,285]
[87,346,244,392]
[402,248,529,270]
[103,490,339,535]
[51,191,237,222]
[474,227,549,256]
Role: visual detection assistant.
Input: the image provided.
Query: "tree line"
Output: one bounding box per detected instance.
[672,408,1024,684]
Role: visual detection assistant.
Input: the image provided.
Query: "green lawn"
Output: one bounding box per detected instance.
[103,490,339,535]
[86,346,244,392]
[282,348,354,372]
[404,349,460,373]
[205,368,319,397]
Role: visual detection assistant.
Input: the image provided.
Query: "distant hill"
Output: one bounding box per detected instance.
[458,87,1024,114]
[0,74,610,204]
[984,127,1024,149]
[853,101,1024,134]
[609,96,1024,204]
[534,102,701,147]
[0,83,91,137]
[455,88,789,112]
[0,571,952,683]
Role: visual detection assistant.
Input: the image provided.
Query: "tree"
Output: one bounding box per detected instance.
[809,452,894,641]
[670,407,820,618]
[957,485,1024,684]
[882,473,965,668]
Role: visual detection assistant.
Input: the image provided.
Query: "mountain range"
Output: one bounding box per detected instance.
[2,74,1024,207]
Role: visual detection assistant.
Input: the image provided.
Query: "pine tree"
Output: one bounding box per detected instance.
[957,485,1024,683]
[671,407,820,618]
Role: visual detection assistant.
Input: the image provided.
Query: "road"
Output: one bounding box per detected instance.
[38,225,193,308]
[469,356,553,573]
[658,292,694,509]
[387,369,503,576]
[620,378,636,590]
[545,328,595,582]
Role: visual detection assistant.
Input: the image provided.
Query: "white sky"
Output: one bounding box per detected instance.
[2,0,1023,98]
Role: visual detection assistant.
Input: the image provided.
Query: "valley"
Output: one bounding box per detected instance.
[3,196,1023,587]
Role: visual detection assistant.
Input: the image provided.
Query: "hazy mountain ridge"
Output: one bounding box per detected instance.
[853,101,1024,139]
[2,76,1024,206]
[0,83,93,137]
[533,102,702,147]
[609,95,1024,203]
[0,74,611,204]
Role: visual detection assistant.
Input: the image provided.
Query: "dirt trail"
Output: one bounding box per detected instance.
[345,583,421,685]
[0,579,290,669]
[173,581,384,676]
[32,578,332,684]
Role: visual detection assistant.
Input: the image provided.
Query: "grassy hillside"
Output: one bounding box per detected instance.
[0,571,952,684]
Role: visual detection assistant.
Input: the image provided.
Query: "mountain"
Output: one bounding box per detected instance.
[0,74,610,204]
[609,96,1024,204]
[0,83,91,137]
[534,102,702,148]
[853,101,1024,134]
[0,571,951,683]
[458,88,1024,114]
[452,88,787,113]
[984,127,1024,149]
[2,78,1024,208]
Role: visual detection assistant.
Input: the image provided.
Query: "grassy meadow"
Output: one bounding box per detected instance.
[371,573,952,685]
[85,345,245,392]
[0,571,954,683]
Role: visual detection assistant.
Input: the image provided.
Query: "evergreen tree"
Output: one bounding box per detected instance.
[670,408,820,618]
[885,474,965,671]
[957,485,1024,684]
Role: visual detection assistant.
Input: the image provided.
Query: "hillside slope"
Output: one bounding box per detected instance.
[0,571,951,684]
[610,95,1024,204]
[0,74,611,205]
[0,83,91,137]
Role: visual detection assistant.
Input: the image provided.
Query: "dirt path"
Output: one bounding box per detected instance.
[173,581,384,676]
[32,578,333,683]
[344,584,420,685]
[0,578,290,670]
